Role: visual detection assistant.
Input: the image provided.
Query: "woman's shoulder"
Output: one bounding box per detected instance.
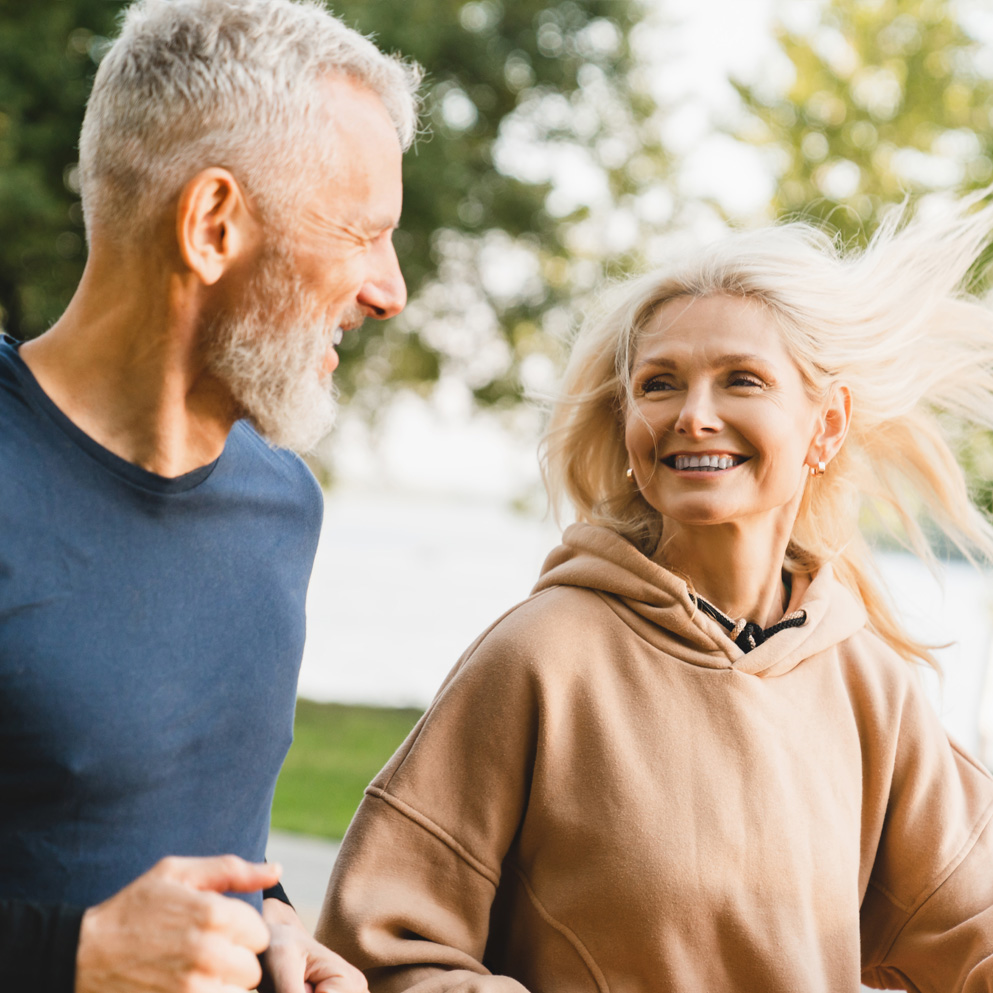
[830,624,936,724]
[837,623,927,687]
[494,581,618,635]
[433,583,629,700]
[470,581,620,656]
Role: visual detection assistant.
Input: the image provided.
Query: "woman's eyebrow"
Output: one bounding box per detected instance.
[633,352,770,373]
[719,352,768,366]
[633,357,678,373]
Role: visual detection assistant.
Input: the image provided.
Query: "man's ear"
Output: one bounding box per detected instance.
[176,168,258,286]
[808,382,852,466]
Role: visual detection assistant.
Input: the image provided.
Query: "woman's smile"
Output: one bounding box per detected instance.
[662,451,751,473]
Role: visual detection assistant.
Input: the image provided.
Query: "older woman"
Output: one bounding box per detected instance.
[317,193,993,993]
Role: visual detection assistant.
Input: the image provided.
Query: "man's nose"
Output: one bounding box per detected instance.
[359,241,407,320]
[674,386,720,435]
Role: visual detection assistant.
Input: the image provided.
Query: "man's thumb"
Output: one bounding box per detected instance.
[160,854,282,893]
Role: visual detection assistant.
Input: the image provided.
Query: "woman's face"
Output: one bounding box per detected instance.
[624,294,824,531]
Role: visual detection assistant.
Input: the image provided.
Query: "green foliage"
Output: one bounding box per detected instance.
[271,699,422,839]
[331,0,669,409]
[0,0,668,411]
[734,0,993,244]
[734,0,993,518]
[0,0,126,336]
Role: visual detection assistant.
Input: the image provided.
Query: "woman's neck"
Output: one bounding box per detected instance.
[653,515,795,628]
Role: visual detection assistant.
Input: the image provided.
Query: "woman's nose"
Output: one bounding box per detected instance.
[673,387,721,436]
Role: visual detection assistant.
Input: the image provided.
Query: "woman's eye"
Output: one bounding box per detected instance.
[729,374,763,389]
[641,377,676,394]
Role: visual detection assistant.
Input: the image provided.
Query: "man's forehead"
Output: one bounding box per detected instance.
[301,174,402,236]
[315,73,396,137]
[317,83,402,181]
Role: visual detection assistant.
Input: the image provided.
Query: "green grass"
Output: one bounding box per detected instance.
[271,699,423,839]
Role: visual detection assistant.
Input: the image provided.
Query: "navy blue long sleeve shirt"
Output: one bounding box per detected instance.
[0,337,322,987]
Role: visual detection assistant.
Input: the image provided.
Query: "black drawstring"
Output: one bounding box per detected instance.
[694,595,806,654]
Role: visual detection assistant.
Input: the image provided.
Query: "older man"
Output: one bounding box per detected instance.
[0,1,419,990]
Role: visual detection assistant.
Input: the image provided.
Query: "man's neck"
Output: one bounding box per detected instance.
[20,255,239,478]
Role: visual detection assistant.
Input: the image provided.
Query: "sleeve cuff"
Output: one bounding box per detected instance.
[0,901,85,993]
[262,881,293,907]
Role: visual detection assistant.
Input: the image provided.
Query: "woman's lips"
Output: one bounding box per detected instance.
[662,453,750,472]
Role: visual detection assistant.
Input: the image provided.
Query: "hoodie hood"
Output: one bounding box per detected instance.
[532,523,867,677]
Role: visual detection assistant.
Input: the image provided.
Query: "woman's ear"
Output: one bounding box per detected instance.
[808,383,852,466]
[175,168,259,286]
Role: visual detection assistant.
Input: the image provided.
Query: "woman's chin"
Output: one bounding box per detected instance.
[650,496,741,527]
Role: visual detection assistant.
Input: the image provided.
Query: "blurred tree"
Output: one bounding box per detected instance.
[733,0,993,244]
[733,0,993,518]
[0,0,124,338]
[323,0,672,413]
[0,0,673,413]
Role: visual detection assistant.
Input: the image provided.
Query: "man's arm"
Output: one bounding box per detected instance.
[2,855,278,993]
[0,899,84,992]
[73,854,277,993]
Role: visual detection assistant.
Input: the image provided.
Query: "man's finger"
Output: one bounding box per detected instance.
[265,933,308,993]
[157,854,282,893]
[195,931,265,988]
[314,974,367,993]
[193,890,272,952]
[306,947,368,993]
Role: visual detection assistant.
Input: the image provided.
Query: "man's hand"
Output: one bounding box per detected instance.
[261,898,367,993]
[75,854,280,993]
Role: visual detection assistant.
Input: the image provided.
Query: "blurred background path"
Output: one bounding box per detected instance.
[300,488,993,761]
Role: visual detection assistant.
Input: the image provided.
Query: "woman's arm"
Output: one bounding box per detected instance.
[864,814,993,992]
[860,672,993,991]
[317,620,543,993]
[319,792,530,993]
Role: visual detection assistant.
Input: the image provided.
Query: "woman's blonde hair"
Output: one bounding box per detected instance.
[542,190,993,668]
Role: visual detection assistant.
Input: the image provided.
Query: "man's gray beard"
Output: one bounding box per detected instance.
[205,248,339,453]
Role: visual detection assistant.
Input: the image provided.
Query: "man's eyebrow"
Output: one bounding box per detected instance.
[364,213,401,233]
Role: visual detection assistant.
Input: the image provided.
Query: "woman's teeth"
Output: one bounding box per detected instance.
[331,327,344,346]
[673,454,739,471]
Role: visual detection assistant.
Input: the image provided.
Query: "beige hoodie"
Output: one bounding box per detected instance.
[318,523,993,993]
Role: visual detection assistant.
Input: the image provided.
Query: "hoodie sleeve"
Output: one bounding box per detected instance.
[860,668,993,992]
[316,624,540,993]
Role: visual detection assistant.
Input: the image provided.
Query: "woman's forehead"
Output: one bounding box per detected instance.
[634,294,792,363]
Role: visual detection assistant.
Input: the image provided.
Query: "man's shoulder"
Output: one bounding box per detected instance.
[0,343,57,471]
[226,420,324,515]
[0,338,36,415]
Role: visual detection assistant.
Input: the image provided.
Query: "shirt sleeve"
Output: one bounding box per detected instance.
[316,625,540,993]
[860,671,993,992]
[263,881,293,906]
[0,899,84,992]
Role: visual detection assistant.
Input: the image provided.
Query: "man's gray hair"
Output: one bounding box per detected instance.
[78,0,421,241]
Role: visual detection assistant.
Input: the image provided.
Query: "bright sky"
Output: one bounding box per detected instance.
[658,0,785,213]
